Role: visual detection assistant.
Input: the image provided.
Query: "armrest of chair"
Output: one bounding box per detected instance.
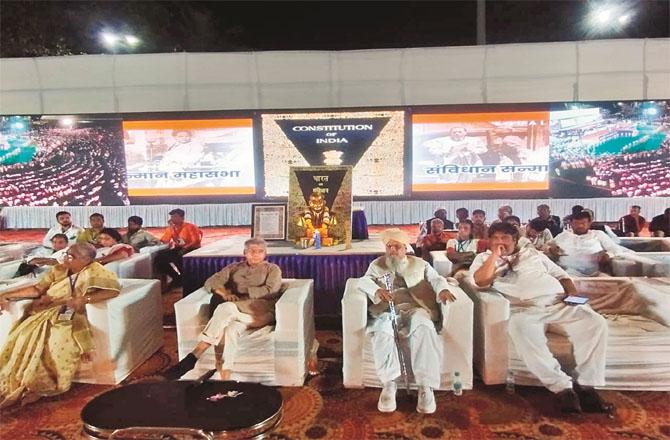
[459,277,511,384]
[139,244,169,255]
[173,287,211,360]
[117,253,152,279]
[439,282,473,386]
[431,251,453,277]
[85,279,163,383]
[0,260,22,279]
[342,278,369,388]
[612,253,666,277]
[274,279,314,353]
[574,277,670,326]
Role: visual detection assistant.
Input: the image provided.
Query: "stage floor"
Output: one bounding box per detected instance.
[183,234,412,316]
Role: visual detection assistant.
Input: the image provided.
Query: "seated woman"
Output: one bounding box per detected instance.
[163,237,282,380]
[445,220,487,275]
[95,228,134,265]
[0,243,121,408]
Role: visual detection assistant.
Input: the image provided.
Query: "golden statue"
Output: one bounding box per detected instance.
[296,189,338,246]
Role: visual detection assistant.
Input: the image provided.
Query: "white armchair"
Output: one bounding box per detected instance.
[342,277,473,391]
[430,251,453,277]
[104,252,153,279]
[611,252,670,277]
[139,244,169,278]
[173,279,316,386]
[460,276,670,391]
[0,279,163,385]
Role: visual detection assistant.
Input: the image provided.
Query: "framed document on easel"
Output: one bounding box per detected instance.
[251,204,287,241]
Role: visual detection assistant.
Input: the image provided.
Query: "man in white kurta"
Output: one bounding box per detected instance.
[42,211,83,249]
[470,222,612,414]
[358,228,457,414]
[549,211,629,277]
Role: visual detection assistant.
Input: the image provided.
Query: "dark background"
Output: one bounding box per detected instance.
[1,1,668,57]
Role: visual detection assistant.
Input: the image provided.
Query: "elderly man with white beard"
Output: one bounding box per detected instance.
[358,228,457,414]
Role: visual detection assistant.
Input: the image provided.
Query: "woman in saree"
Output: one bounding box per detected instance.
[95,228,134,265]
[0,243,120,408]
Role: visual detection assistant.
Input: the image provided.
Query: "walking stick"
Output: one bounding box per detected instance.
[378,272,411,396]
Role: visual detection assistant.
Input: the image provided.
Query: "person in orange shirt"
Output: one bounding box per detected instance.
[155,208,202,290]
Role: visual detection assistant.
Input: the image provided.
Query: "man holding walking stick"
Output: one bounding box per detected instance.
[357,228,457,414]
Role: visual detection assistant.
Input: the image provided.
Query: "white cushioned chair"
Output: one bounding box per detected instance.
[611,252,670,277]
[459,275,670,390]
[138,243,169,278]
[174,279,316,386]
[430,251,453,277]
[342,277,473,391]
[0,278,164,385]
[104,252,153,279]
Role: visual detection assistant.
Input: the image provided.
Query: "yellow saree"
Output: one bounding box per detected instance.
[0,262,120,408]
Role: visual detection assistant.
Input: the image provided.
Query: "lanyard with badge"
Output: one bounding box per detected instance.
[57,271,81,321]
[457,239,471,252]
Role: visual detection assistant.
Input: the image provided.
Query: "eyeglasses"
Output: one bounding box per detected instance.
[64,253,77,260]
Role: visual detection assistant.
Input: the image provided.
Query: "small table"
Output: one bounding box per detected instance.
[81,381,283,439]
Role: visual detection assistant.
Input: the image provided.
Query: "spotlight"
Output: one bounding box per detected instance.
[618,14,630,24]
[125,35,140,46]
[101,32,119,47]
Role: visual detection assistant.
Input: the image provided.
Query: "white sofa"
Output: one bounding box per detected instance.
[174,279,316,386]
[430,251,454,277]
[611,252,670,277]
[460,275,670,391]
[0,278,164,385]
[342,277,473,391]
[104,252,153,279]
[138,243,169,278]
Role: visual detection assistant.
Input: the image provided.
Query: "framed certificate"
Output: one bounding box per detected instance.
[251,204,287,241]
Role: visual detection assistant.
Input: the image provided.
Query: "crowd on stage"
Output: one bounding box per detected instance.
[0,202,668,415]
[0,127,128,207]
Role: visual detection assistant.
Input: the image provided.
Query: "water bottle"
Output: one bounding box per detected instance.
[313,230,321,249]
[452,371,463,396]
[506,370,515,394]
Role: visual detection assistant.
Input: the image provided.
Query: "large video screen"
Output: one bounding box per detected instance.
[0,116,128,206]
[549,101,670,197]
[412,111,551,192]
[261,110,405,197]
[123,119,255,197]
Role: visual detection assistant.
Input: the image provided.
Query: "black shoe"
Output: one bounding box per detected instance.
[557,388,583,414]
[163,353,197,380]
[574,382,615,416]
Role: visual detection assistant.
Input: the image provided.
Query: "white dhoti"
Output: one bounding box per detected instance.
[368,307,443,389]
[508,303,607,393]
[199,302,254,369]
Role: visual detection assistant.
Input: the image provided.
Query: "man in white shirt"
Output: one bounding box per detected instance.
[470,222,612,415]
[357,228,457,414]
[548,211,627,277]
[42,211,83,249]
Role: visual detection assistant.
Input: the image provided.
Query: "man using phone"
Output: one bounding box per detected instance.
[470,222,612,415]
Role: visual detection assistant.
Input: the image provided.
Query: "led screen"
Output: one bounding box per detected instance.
[412,111,551,192]
[0,116,128,206]
[123,119,255,197]
[261,110,405,197]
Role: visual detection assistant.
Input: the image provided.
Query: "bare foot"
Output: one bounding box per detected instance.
[219,368,231,380]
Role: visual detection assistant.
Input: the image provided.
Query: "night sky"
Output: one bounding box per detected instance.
[1,1,668,57]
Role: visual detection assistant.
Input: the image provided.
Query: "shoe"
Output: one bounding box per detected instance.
[557,388,582,414]
[163,353,197,380]
[377,381,397,412]
[574,382,615,415]
[417,386,436,414]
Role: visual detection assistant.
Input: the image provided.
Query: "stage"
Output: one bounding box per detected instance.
[183,234,405,315]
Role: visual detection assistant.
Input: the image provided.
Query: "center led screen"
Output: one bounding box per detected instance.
[412,111,551,192]
[122,119,255,197]
[261,110,405,197]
